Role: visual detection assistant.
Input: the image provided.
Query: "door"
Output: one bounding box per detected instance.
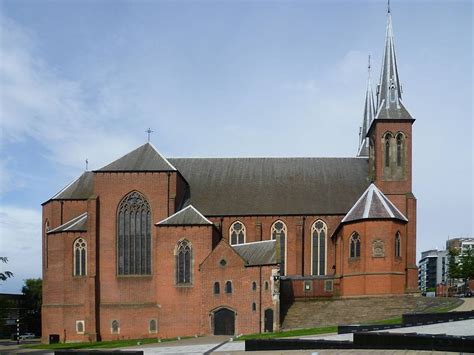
[264,308,274,332]
[213,308,235,335]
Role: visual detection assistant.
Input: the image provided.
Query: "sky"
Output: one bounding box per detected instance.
[0,0,472,293]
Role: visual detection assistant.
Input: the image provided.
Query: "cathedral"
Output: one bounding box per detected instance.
[41,6,418,342]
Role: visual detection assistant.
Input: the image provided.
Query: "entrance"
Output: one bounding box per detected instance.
[264,308,274,332]
[213,308,235,335]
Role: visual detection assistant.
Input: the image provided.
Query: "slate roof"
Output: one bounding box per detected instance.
[232,240,277,266]
[98,143,177,172]
[47,213,88,234]
[156,205,213,226]
[341,183,407,223]
[169,157,370,216]
[48,171,94,201]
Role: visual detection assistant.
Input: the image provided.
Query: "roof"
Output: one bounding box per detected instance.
[97,143,177,172]
[169,157,370,216]
[232,240,277,266]
[156,205,213,226]
[47,213,88,234]
[341,183,407,223]
[49,171,94,201]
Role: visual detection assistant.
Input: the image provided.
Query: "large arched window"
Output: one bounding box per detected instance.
[395,232,401,258]
[74,238,87,276]
[384,133,392,167]
[311,220,327,276]
[349,233,361,258]
[396,133,404,167]
[271,220,287,276]
[117,191,151,275]
[176,239,192,284]
[229,221,246,245]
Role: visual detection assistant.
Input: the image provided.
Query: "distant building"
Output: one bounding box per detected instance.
[446,238,474,254]
[0,293,25,338]
[418,249,448,292]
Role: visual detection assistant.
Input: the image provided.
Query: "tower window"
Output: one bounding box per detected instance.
[384,133,392,168]
[396,134,403,167]
[350,233,361,258]
[229,221,246,245]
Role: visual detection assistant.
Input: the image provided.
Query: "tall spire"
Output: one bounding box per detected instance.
[375,4,412,120]
[357,55,375,157]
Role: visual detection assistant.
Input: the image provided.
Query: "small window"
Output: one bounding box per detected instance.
[304,281,311,292]
[350,233,361,258]
[229,221,246,245]
[384,133,392,168]
[225,281,232,294]
[252,281,257,291]
[324,280,333,292]
[252,302,256,311]
[220,259,227,267]
[149,319,157,333]
[395,232,401,258]
[111,320,120,334]
[214,282,220,294]
[76,320,85,334]
[264,281,269,290]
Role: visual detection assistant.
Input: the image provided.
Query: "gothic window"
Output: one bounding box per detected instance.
[214,282,220,294]
[76,320,85,334]
[176,239,192,284]
[229,221,246,245]
[111,320,120,334]
[384,133,392,168]
[149,319,157,333]
[350,233,361,258]
[271,220,287,276]
[252,281,257,291]
[396,133,404,167]
[264,281,269,290]
[117,191,151,275]
[73,238,87,276]
[395,232,401,258]
[311,220,327,276]
[225,281,232,294]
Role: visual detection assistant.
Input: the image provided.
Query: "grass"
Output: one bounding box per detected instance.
[236,325,337,341]
[23,336,193,350]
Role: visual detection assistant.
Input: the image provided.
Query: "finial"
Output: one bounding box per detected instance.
[85,159,89,171]
[368,54,371,71]
[145,128,154,142]
[387,0,390,13]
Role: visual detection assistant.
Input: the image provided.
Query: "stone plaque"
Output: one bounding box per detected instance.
[372,239,385,257]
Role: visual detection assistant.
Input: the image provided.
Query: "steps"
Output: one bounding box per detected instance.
[280,295,463,330]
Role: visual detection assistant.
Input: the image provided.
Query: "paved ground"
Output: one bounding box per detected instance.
[450,296,474,311]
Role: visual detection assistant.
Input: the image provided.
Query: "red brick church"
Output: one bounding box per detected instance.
[41,7,418,343]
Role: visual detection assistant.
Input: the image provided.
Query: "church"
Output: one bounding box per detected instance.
[41,6,418,343]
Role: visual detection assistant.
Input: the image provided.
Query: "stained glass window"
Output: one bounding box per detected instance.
[176,239,192,284]
[73,238,87,276]
[230,221,246,245]
[311,220,327,275]
[350,233,361,258]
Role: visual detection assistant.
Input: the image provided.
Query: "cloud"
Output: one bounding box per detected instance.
[0,205,42,293]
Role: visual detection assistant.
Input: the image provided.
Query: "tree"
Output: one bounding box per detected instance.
[22,279,42,336]
[459,247,474,280]
[447,248,461,281]
[0,257,13,281]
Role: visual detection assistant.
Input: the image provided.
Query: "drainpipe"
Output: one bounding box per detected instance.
[60,201,64,224]
[167,172,171,216]
[259,266,262,333]
[301,216,306,276]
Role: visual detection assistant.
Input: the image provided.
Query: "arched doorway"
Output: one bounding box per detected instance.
[213,308,235,335]
[264,309,274,332]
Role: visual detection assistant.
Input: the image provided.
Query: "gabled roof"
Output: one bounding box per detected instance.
[48,171,94,201]
[156,205,213,226]
[97,143,177,172]
[47,213,88,234]
[341,183,407,223]
[169,157,369,216]
[232,240,277,266]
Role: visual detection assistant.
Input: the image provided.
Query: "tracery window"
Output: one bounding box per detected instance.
[214,282,220,294]
[350,233,361,258]
[176,239,192,284]
[311,220,327,276]
[117,191,151,275]
[271,220,287,276]
[395,232,401,258]
[74,238,87,276]
[225,281,232,294]
[396,133,404,167]
[111,320,120,334]
[229,221,245,245]
[384,133,392,168]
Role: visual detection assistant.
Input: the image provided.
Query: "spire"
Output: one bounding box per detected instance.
[375,4,413,120]
[357,55,375,157]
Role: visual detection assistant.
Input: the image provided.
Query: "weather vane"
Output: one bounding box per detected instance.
[145,128,154,142]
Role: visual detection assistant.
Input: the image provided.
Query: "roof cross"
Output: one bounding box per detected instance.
[145,128,154,142]
[85,159,89,171]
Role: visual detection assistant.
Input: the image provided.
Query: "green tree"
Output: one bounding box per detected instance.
[0,257,13,281]
[459,247,474,280]
[22,278,42,336]
[448,247,461,281]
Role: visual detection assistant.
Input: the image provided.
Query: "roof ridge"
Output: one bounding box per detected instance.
[48,212,88,234]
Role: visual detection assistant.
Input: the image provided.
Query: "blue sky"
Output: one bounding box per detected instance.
[0,0,472,293]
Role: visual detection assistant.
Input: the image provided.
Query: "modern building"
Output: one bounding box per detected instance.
[418,250,448,293]
[42,6,418,343]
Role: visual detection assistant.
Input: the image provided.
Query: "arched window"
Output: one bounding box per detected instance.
[349,233,361,258]
[271,220,287,276]
[395,232,401,258]
[111,320,120,334]
[396,133,404,167]
[311,220,327,276]
[214,282,220,294]
[176,239,192,284]
[229,221,245,245]
[384,133,392,167]
[252,281,257,291]
[264,281,269,290]
[73,238,87,276]
[117,191,151,275]
[252,302,256,311]
[149,319,157,333]
[225,281,232,294]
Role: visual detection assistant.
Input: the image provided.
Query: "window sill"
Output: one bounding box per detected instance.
[117,275,153,278]
[348,257,361,262]
[175,283,193,288]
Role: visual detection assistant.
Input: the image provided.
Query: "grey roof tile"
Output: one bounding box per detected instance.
[156,205,213,226]
[232,240,277,266]
[50,172,94,200]
[48,213,88,234]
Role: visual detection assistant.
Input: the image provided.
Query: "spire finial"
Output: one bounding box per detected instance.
[368,54,371,71]
[388,0,391,14]
[145,128,154,142]
[85,159,89,171]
